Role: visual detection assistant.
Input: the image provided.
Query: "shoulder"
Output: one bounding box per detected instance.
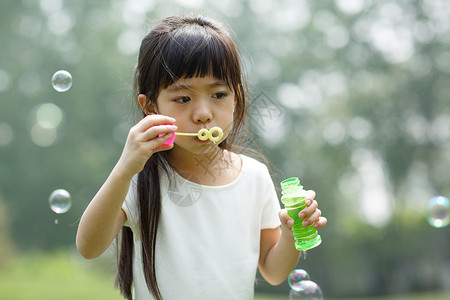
[238,154,275,187]
[240,154,270,174]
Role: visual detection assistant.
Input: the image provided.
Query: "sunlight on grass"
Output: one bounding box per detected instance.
[0,250,123,300]
[1,251,449,300]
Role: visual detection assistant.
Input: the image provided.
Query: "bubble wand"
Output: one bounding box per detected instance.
[163,126,223,145]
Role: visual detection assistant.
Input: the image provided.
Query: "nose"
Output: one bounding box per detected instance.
[193,100,212,124]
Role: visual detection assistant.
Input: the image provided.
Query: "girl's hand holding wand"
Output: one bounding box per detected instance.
[115,115,177,179]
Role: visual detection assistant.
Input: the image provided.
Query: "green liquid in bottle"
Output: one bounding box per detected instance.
[281,177,322,251]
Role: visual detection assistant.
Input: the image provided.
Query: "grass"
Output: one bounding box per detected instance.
[254,293,450,300]
[1,251,449,300]
[0,250,123,300]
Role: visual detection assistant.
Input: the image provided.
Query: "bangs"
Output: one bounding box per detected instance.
[155,24,240,91]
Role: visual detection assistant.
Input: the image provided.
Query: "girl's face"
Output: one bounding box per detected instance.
[155,75,236,153]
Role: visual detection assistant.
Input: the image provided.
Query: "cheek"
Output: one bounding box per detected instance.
[222,109,236,134]
[155,102,181,120]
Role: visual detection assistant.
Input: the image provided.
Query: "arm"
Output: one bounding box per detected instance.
[76,115,177,259]
[258,190,327,285]
[258,227,300,285]
[76,169,131,259]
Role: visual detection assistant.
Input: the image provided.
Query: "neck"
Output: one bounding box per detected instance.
[166,145,238,186]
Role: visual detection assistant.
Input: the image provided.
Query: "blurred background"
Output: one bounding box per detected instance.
[1,0,450,299]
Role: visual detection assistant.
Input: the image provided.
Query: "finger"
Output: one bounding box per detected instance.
[279,209,294,228]
[298,200,318,219]
[306,190,316,201]
[142,124,177,141]
[313,216,328,229]
[144,132,175,153]
[302,209,321,227]
[138,114,176,132]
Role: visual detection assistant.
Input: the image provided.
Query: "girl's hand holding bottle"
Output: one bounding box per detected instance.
[115,115,177,179]
[278,189,328,247]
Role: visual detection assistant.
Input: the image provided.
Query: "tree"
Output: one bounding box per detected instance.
[1,0,449,297]
[0,193,15,266]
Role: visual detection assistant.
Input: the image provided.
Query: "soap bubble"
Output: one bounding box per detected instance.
[289,269,311,291]
[289,280,323,300]
[51,70,72,92]
[426,196,450,228]
[49,189,72,214]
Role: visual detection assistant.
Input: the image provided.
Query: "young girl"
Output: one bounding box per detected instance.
[76,14,327,300]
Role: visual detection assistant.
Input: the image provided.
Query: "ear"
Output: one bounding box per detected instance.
[138,94,158,115]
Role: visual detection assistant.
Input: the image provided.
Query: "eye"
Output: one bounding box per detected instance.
[212,92,228,100]
[174,96,190,103]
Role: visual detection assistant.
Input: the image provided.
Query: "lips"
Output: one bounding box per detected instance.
[195,137,210,143]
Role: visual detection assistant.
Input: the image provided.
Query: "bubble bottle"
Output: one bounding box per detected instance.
[280,177,322,251]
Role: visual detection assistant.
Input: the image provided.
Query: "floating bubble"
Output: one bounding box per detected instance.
[51,70,72,92]
[426,196,450,228]
[289,280,323,300]
[49,189,72,214]
[289,269,311,291]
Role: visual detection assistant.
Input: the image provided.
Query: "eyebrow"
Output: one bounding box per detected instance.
[166,80,228,93]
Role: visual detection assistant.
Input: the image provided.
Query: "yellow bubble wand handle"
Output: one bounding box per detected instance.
[174,132,198,136]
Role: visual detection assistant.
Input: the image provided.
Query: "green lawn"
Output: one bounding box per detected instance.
[1,251,448,300]
[254,293,450,300]
[0,251,123,300]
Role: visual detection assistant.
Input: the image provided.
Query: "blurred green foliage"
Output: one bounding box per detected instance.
[0,199,15,267]
[1,0,450,298]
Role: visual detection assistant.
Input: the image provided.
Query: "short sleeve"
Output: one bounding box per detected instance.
[122,175,139,230]
[259,164,282,229]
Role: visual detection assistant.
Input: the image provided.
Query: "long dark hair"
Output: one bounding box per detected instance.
[115,14,247,300]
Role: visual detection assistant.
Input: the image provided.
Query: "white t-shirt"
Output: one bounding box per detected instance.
[122,154,281,300]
